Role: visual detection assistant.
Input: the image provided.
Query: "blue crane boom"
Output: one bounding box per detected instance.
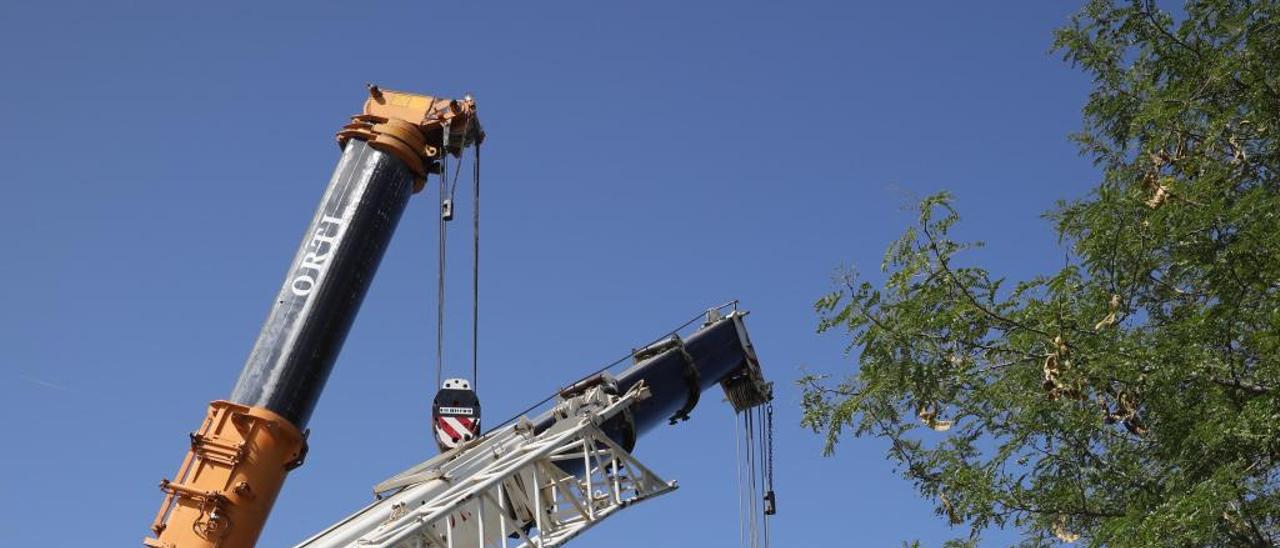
[298,308,772,548]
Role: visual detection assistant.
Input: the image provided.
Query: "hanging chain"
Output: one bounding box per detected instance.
[767,404,775,496]
[762,404,775,547]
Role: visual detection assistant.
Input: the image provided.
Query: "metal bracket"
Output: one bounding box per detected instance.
[441,199,454,221]
[668,344,700,425]
[631,336,701,425]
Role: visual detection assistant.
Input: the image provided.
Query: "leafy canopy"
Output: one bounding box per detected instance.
[801,1,1280,545]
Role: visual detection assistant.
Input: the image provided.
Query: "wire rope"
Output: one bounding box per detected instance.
[471,142,481,391]
[435,123,450,390]
[735,409,747,548]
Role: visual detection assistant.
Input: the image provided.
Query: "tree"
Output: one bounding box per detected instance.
[800,1,1280,545]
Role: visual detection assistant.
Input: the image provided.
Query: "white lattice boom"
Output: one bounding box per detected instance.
[298,384,677,548]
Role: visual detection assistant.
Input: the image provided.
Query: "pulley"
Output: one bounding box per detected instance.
[432,378,482,451]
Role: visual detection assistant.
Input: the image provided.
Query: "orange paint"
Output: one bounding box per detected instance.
[145,401,306,548]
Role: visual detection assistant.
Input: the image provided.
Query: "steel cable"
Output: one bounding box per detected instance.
[471,142,480,391]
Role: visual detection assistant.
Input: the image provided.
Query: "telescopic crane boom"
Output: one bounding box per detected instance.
[146,87,482,548]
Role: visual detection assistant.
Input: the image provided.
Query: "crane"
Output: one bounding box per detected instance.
[144,87,773,548]
[298,305,772,547]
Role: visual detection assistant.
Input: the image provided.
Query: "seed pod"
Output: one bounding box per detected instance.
[1052,515,1080,543]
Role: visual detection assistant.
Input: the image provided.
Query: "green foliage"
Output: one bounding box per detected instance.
[801,1,1280,545]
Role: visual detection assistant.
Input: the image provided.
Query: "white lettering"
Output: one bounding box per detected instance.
[291,275,316,296]
[289,215,347,297]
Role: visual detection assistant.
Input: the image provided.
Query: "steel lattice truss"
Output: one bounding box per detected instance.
[329,385,677,548]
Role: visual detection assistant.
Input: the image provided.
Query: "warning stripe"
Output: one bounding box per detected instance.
[434,415,479,450]
[442,416,477,436]
[435,426,460,449]
[437,417,462,440]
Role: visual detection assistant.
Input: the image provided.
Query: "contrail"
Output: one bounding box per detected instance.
[19,374,73,392]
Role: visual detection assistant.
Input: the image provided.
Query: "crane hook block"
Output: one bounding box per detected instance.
[432,378,481,452]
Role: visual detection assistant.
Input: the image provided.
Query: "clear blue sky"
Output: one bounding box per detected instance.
[0,2,1100,546]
